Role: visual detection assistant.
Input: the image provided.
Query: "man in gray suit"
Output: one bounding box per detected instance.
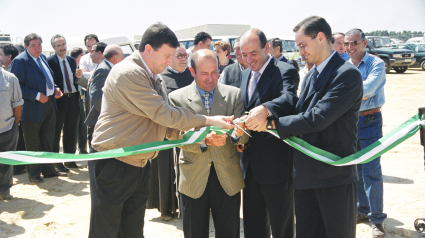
[85,45,124,130]
[169,49,249,238]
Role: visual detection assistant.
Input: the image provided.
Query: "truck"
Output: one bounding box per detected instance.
[0,33,12,44]
[365,36,416,73]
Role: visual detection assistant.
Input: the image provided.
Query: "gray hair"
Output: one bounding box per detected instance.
[51,34,66,47]
[345,29,366,41]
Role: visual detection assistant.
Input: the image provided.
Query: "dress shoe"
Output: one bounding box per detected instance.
[372,223,385,237]
[356,214,369,223]
[14,168,27,175]
[160,212,173,221]
[29,177,44,183]
[64,162,83,169]
[0,193,13,200]
[55,163,70,173]
[43,171,67,178]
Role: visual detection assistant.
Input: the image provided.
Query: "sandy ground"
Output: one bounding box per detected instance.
[1,69,425,238]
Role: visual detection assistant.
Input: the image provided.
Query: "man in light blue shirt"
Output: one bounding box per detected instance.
[346,28,387,238]
[333,32,351,60]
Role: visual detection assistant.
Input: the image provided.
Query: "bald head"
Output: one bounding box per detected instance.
[240,28,269,72]
[103,45,124,64]
[190,49,218,73]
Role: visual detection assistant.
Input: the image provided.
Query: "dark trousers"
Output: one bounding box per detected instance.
[243,166,294,238]
[21,100,58,179]
[87,125,94,148]
[53,94,80,167]
[0,122,19,195]
[75,96,88,153]
[14,123,26,174]
[295,182,357,238]
[180,163,241,238]
[88,148,151,238]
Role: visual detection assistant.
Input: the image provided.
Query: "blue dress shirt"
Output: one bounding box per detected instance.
[349,53,386,111]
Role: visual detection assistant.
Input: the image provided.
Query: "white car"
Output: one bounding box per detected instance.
[269,36,305,68]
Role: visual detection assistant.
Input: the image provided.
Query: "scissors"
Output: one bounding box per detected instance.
[232,120,252,138]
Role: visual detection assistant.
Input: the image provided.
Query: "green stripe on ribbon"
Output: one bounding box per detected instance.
[0,114,423,166]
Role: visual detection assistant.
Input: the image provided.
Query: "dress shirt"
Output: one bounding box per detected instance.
[57,55,76,93]
[28,51,55,99]
[137,52,160,81]
[298,66,310,96]
[315,50,337,77]
[3,64,11,72]
[276,54,285,61]
[348,52,386,111]
[0,69,24,133]
[104,59,114,67]
[340,52,350,61]
[79,54,98,78]
[248,54,273,116]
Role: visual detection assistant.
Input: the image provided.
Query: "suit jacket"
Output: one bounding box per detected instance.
[274,52,363,189]
[84,60,112,126]
[240,57,299,185]
[169,82,248,199]
[11,51,57,122]
[91,51,206,167]
[47,54,80,108]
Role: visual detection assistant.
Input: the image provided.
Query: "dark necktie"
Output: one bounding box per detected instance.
[203,92,211,115]
[63,59,72,93]
[36,57,53,90]
[307,67,319,97]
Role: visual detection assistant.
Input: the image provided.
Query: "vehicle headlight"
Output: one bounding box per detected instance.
[392,54,402,58]
[411,53,415,57]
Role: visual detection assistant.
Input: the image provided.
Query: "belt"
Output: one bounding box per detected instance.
[47,95,54,101]
[64,92,77,97]
[359,108,380,117]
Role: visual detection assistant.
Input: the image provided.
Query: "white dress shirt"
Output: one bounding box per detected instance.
[79,53,98,78]
[28,52,55,99]
[57,55,76,93]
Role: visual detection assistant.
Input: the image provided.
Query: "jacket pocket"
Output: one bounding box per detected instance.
[179,156,193,164]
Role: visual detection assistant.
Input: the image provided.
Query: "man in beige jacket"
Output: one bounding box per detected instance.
[88,24,234,238]
[169,49,248,238]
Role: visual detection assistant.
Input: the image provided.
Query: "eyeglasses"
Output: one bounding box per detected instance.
[343,40,364,47]
[175,53,189,59]
[297,36,316,51]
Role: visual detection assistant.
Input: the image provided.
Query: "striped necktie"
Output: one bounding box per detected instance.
[203,92,211,115]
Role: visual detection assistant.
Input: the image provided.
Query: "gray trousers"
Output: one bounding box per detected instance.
[0,122,19,194]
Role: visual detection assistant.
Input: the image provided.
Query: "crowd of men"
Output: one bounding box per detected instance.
[0,15,388,238]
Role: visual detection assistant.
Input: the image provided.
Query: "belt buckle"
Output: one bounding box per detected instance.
[67,93,72,97]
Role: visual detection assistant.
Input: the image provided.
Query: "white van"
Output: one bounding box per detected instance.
[42,35,135,57]
[270,36,305,68]
[179,35,239,59]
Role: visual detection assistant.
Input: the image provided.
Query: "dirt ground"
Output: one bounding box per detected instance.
[1,69,425,238]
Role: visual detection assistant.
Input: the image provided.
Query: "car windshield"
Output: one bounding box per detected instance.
[281,40,295,52]
[120,44,133,57]
[372,38,392,48]
[414,45,425,52]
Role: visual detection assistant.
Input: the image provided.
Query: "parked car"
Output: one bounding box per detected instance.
[365,36,416,73]
[42,35,136,57]
[392,43,425,70]
[269,36,305,68]
[133,40,140,50]
[390,38,404,44]
[406,37,423,44]
[179,35,239,59]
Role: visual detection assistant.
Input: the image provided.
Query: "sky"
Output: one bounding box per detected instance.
[1,0,424,44]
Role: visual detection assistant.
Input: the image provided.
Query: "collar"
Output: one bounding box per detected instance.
[252,53,273,75]
[27,50,41,63]
[315,50,336,75]
[168,66,186,74]
[275,54,284,61]
[137,52,159,81]
[3,64,11,72]
[348,51,369,66]
[56,54,67,61]
[104,59,114,67]
[196,84,214,97]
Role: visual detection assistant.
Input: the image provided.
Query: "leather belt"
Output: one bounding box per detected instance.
[47,95,54,101]
[359,108,380,117]
[64,92,77,97]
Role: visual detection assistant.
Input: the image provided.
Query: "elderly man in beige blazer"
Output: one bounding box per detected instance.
[88,24,235,238]
[169,49,249,238]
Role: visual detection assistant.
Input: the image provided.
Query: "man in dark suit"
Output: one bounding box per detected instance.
[247,16,363,238]
[268,37,299,70]
[218,37,249,88]
[85,45,124,128]
[239,29,299,238]
[11,33,66,183]
[47,34,83,172]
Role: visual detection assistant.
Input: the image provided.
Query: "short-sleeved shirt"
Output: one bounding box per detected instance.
[0,69,24,133]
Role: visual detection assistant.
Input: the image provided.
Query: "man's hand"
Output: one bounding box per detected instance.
[54,88,63,99]
[205,131,228,147]
[39,93,49,103]
[362,97,368,100]
[245,105,268,130]
[75,69,83,79]
[234,119,247,137]
[236,144,245,152]
[205,115,235,129]
[81,68,90,72]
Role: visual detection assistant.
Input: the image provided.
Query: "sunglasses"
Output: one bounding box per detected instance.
[175,53,189,59]
[343,40,364,47]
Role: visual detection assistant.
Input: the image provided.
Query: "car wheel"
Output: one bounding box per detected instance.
[383,58,390,73]
[421,61,425,71]
[394,66,408,73]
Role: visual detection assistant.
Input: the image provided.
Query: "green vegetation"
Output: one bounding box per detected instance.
[365,30,424,42]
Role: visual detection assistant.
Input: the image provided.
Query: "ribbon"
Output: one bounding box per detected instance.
[0,114,423,166]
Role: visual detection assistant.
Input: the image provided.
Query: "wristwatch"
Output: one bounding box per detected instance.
[266,118,274,130]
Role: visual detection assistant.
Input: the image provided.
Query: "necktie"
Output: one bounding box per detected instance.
[37,57,53,90]
[307,67,319,97]
[63,59,72,93]
[203,92,211,115]
[248,71,261,102]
